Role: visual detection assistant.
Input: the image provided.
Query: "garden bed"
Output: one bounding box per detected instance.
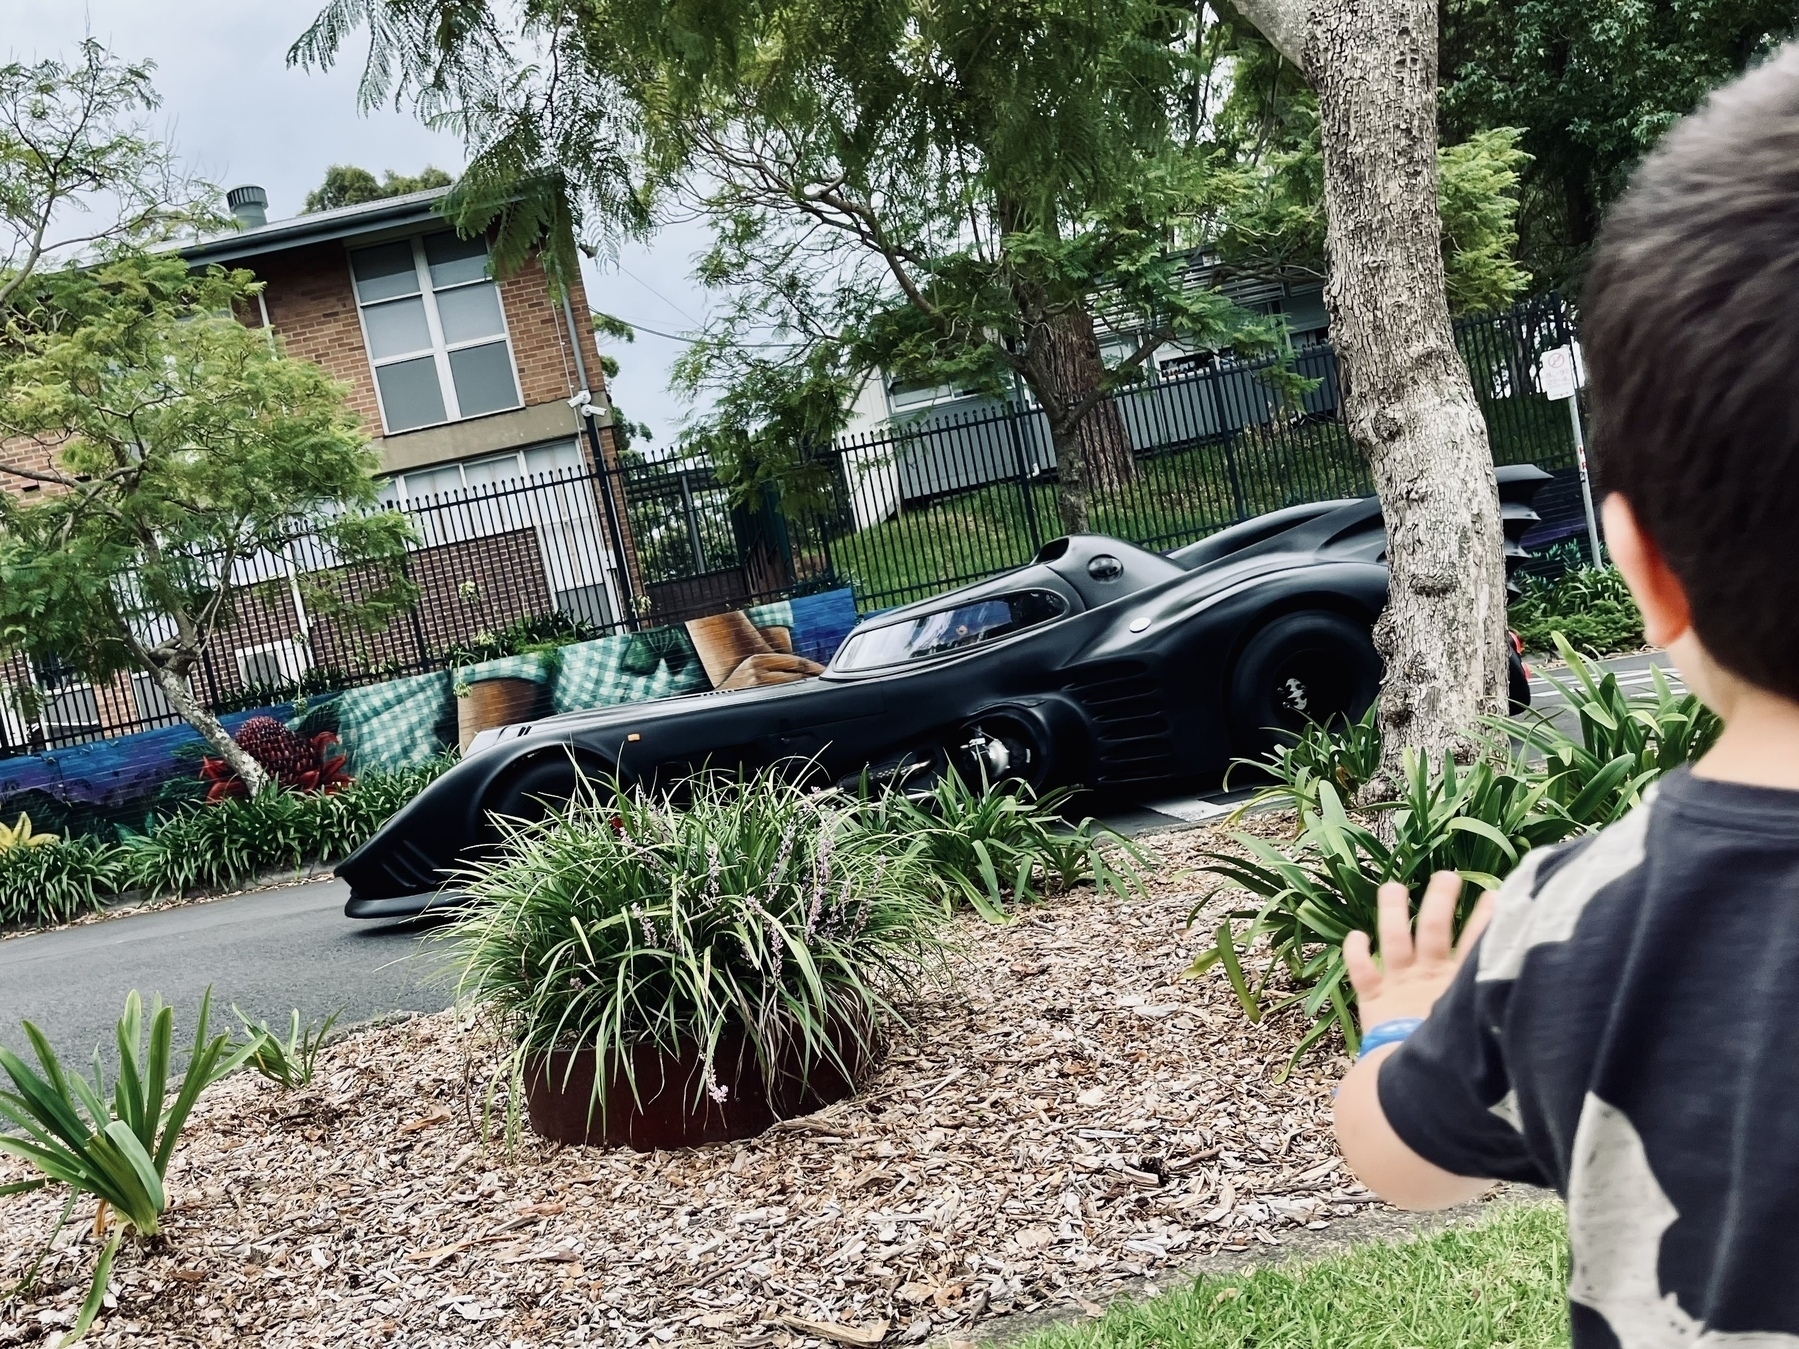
[0,831,1380,1349]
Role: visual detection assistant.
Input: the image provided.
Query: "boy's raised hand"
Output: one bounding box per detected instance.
[1344,871,1497,1029]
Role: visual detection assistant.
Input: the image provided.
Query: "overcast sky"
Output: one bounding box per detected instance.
[13,0,712,447]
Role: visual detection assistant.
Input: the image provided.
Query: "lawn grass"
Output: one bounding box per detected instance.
[819,391,1577,614]
[826,425,1372,611]
[1009,1202,1570,1349]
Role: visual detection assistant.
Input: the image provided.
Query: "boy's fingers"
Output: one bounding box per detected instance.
[1414,871,1462,964]
[1456,890,1500,955]
[1376,881,1414,968]
[1343,930,1380,996]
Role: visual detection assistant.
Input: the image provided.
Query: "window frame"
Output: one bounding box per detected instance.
[349,232,524,435]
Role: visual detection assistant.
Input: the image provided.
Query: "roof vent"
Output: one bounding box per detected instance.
[227,185,268,229]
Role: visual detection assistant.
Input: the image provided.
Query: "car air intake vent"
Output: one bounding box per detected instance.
[378,839,444,896]
[1065,660,1178,784]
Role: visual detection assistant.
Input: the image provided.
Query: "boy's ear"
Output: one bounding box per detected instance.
[1602,493,1692,649]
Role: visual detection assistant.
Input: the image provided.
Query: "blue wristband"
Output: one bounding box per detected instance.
[1358,1017,1425,1058]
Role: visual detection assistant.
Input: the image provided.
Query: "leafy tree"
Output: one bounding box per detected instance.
[302,163,454,213]
[292,0,1288,534]
[0,255,415,794]
[0,39,216,308]
[591,310,653,454]
[1207,29,1531,315]
[1439,0,1799,290]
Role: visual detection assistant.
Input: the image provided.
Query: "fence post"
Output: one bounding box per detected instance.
[1003,392,1044,552]
[1206,368,1249,521]
[581,414,641,630]
[678,470,708,573]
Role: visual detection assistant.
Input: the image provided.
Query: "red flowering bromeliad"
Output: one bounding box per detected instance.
[199,715,354,801]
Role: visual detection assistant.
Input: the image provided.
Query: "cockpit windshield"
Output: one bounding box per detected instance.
[832,590,1069,671]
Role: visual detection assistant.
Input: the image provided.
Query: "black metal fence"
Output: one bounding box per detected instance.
[788,292,1583,611]
[0,292,1587,759]
[0,457,807,758]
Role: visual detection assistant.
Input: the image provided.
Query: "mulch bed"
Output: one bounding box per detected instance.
[0,817,1384,1349]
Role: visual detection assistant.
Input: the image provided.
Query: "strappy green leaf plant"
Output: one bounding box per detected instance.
[443,765,948,1129]
[0,989,254,1341]
[235,1007,342,1090]
[1225,705,1383,820]
[1493,634,1720,828]
[1187,753,1584,1074]
[853,769,1145,922]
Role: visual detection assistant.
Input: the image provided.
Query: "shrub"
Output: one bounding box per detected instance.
[123,756,454,897]
[852,770,1144,922]
[1227,706,1382,817]
[0,990,253,1336]
[0,837,125,928]
[444,766,948,1120]
[1190,753,1583,1071]
[1497,636,1719,828]
[1508,557,1644,657]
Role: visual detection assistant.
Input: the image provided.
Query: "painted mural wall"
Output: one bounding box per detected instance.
[0,590,861,840]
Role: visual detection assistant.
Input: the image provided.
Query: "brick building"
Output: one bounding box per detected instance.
[1,183,651,752]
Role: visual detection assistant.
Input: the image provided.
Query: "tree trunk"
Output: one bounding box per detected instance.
[998,200,1138,537]
[1232,0,1509,778]
[1312,0,1507,775]
[1038,305,1138,494]
[150,663,271,796]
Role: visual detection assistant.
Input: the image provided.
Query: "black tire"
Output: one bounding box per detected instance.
[1229,611,1382,759]
[1508,648,1532,714]
[484,751,607,830]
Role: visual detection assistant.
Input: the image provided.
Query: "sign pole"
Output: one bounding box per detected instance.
[1538,343,1604,568]
[1565,393,1603,568]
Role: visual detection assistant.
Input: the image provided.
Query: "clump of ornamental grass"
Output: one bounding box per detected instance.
[442,766,949,1119]
[0,836,124,928]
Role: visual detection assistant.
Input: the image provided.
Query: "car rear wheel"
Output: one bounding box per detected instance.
[1229,611,1382,760]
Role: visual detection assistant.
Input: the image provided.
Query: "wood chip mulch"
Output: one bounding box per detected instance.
[0,815,1380,1349]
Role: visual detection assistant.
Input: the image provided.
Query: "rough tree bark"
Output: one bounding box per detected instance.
[998,205,1139,536]
[1011,301,1140,536]
[1230,0,1509,774]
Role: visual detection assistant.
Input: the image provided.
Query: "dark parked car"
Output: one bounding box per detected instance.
[340,466,1548,918]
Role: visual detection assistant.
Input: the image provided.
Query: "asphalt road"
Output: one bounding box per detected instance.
[0,878,452,1065]
[0,648,1687,1064]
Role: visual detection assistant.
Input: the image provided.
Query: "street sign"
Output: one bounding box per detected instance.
[1538,345,1580,401]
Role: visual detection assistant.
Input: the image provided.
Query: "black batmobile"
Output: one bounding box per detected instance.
[340,465,1547,918]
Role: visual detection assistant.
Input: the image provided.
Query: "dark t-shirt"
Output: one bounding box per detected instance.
[1380,768,1799,1347]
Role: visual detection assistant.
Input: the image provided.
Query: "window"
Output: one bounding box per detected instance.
[384,441,585,503]
[350,232,522,433]
[832,590,1069,671]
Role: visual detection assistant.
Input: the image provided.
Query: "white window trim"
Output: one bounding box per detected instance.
[350,234,524,435]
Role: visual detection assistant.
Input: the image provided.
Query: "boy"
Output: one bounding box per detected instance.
[1332,45,1799,1346]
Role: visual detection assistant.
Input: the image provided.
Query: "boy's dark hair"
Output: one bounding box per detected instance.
[1584,44,1799,701]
